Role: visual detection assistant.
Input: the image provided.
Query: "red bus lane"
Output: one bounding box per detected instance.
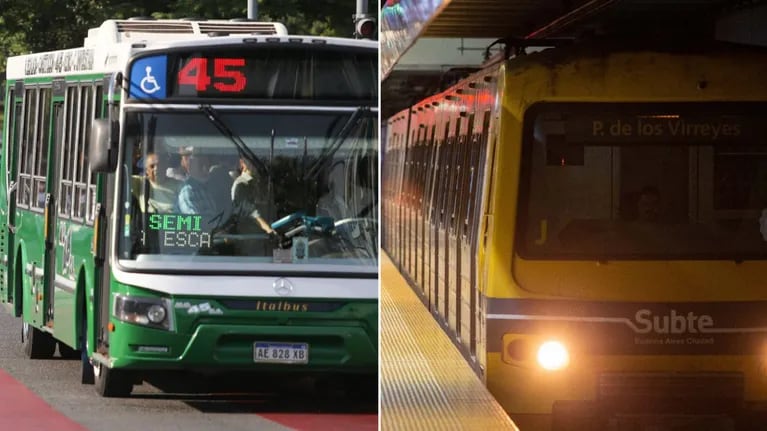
[0,369,88,431]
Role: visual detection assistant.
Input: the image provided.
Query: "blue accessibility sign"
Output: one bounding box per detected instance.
[129,55,167,99]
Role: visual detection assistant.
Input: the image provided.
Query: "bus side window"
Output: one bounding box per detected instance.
[32,88,52,210]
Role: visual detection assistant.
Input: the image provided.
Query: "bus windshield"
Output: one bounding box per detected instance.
[518,103,767,260]
[117,109,378,270]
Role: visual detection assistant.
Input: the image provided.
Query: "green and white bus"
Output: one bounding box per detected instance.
[1,19,378,397]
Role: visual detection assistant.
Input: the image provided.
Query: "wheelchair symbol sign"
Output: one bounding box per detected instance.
[130,56,167,99]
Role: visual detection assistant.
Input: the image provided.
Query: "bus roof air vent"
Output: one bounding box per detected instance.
[198,22,287,35]
[85,19,288,46]
[116,20,194,34]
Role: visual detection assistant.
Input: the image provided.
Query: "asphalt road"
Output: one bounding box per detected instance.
[0,306,378,431]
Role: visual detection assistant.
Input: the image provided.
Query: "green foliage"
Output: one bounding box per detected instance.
[0,0,376,74]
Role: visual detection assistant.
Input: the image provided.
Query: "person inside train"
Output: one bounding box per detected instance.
[636,185,661,223]
[620,185,662,223]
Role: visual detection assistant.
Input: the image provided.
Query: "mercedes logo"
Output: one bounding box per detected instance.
[273,278,294,296]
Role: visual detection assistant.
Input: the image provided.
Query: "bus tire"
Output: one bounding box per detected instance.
[79,316,94,384]
[93,361,133,397]
[21,321,56,359]
[81,351,95,385]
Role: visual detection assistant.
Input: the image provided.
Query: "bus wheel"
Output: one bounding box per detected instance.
[93,361,133,397]
[21,321,56,359]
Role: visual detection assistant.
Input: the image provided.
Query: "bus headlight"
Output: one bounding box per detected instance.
[114,295,173,331]
[537,340,569,371]
[146,304,167,324]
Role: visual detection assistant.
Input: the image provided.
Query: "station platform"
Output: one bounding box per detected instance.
[380,253,519,431]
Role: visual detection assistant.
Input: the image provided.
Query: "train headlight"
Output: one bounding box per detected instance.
[536,340,569,371]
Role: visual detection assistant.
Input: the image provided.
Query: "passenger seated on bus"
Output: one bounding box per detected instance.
[316,176,349,220]
[176,151,218,217]
[353,154,376,218]
[36,182,46,208]
[166,146,192,181]
[229,157,274,235]
[207,158,235,217]
[131,152,180,213]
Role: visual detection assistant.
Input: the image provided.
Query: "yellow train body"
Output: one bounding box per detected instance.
[384,41,767,430]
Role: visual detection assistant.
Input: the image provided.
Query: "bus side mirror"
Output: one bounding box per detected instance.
[90,119,118,173]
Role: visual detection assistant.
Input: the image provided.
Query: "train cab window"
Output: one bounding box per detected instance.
[519,104,767,259]
[545,135,584,166]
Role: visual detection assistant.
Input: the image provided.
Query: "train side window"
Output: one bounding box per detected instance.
[468,110,491,243]
[436,121,450,224]
[423,124,436,215]
[448,119,462,230]
[545,135,584,166]
[714,144,767,211]
[458,113,475,236]
[415,126,423,205]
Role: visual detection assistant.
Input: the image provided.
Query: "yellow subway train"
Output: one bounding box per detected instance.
[382,39,767,430]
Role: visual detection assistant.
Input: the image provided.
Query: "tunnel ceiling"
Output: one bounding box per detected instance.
[419,0,752,39]
[381,0,766,119]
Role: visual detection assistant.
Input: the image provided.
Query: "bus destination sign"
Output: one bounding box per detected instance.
[128,46,376,101]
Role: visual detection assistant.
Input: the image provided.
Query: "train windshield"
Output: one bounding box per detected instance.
[518,103,767,260]
[117,109,378,271]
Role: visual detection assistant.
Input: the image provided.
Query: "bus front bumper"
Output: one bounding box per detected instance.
[106,322,377,374]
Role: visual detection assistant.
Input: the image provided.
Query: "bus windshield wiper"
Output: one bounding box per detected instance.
[304,106,370,181]
[199,105,268,177]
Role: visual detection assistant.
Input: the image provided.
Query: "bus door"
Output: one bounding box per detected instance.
[43,85,64,326]
[51,82,102,349]
[1,83,23,309]
[39,85,64,326]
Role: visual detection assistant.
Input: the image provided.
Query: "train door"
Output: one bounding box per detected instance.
[417,122,431,294]
[433,119,448,317]
[456,113,475,348]
[477,104,499,377]
[413,127,423,290]
[466,111,490,361]
[423,123,437,304]
[443,118,460,329]
[406,126,416,279]
[446,117,463,333]
[396,129,405,266]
